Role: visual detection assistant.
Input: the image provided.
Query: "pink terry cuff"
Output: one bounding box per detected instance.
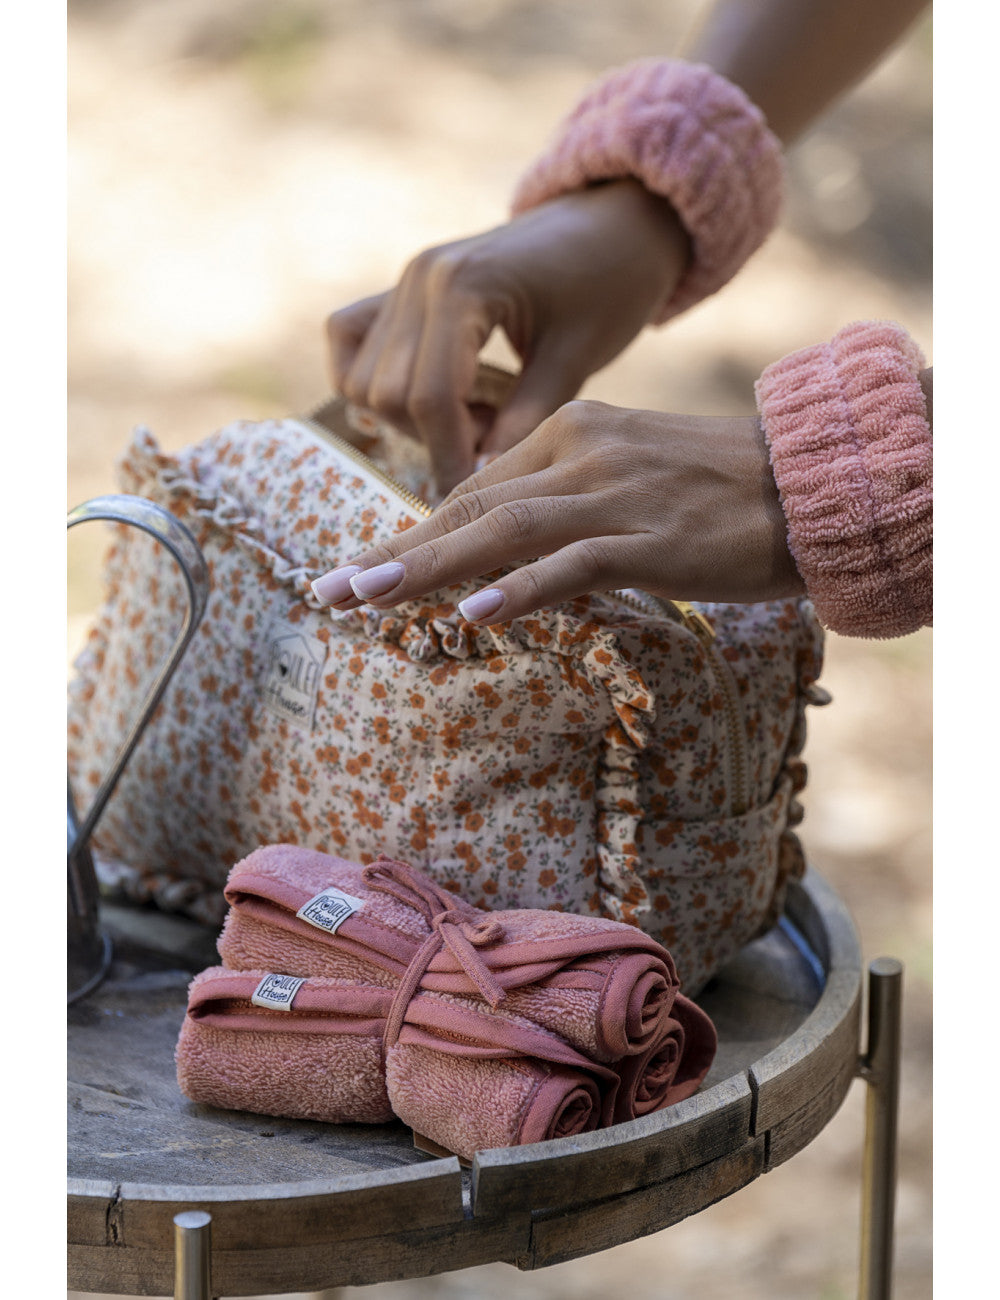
[510,58,784,322]
[756,321,932,639]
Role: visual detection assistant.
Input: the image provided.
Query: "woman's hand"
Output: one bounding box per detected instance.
[311,399,805,622]
[326,179,690,495]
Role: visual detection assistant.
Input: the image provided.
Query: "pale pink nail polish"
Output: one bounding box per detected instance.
[458,588,505,622]
[349,561,406,599]
[311,565,362,605]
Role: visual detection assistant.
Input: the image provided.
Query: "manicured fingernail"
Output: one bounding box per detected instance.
[458,588,505,622]
[311,565,362,605]
[349,561,406,600]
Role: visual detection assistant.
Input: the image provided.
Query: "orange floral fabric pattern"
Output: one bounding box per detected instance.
[67,409,824,993]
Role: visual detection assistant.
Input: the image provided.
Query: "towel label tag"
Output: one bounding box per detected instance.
[296,886,365,934]
[251,973,306,1011]
[259,619,328,731]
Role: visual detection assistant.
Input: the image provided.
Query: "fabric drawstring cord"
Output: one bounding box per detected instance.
[382,907,507,1049]
[363,856,509,1048]
[362,856,478,924]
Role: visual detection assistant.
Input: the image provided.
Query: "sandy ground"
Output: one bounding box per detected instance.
[67,3,931,1296]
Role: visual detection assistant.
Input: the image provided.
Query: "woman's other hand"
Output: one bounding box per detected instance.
[326,179,689,495]
[311,398,805,622]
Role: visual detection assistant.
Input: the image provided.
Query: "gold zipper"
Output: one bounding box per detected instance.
[702,636,750,816]
[299,408,750,816]
[298,415,433,520]
[670,600,717,642]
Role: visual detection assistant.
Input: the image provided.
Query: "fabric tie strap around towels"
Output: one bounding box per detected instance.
[361,857,479,924]
[221,849,686,1043]
[214,845,718,1138]
[383,907,507,1048]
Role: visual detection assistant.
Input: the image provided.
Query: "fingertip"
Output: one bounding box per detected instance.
[349,561,406,601]
[457,588,506,623]
[311,565,363,606]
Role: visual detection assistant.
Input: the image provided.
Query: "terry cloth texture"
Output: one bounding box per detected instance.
[385,1043,604,1152]
[176,967,395,1124]
[178,844,718,1160]
[756,320,932,638]
[511,57,784,322]
[219,845,713,1065]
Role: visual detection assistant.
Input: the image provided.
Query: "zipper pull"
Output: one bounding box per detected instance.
[672,600,717,642]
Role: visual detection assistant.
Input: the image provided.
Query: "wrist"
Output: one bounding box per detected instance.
[750,415,807,599]
[582,179,692,320]
[511,58,784,322]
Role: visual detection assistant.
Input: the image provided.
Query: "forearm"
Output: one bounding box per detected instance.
[683,0,930,143]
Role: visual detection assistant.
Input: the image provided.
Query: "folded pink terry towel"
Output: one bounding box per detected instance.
[218,845,711,1067]
[184,845,718,1156]
[176,967,395,1124]
[386,1042,604,1156]
[176,966,615,1154]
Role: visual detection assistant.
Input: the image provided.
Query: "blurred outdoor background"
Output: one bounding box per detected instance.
[67,1,932,1297]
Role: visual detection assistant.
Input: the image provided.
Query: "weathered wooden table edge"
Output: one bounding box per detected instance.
[68,867,862,1296]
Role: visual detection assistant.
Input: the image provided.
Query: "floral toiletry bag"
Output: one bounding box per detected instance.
[68,380,827,994]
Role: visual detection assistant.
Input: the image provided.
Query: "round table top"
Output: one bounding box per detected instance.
[68,868,862,1297]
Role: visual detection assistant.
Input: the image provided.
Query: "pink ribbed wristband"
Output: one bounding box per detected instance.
[756,321,932,639]
[511,58,784,321]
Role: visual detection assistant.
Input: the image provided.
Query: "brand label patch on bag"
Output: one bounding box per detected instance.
[251,973,306,1011]
[296,886,365,934]
[259,619,328,731]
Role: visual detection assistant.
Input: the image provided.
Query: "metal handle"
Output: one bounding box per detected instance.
[67,494,210,1003]
[67,774,113,1003]
[67,493,210,857]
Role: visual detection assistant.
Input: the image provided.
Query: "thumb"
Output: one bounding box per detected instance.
[325,293,387,393]
[479,342,588,456]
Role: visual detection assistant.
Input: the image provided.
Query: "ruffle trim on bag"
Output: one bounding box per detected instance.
[751,596,827,936]
[118,426,325,606]
[594,726,651,933]
[117,426,658,755]
[353,601,657,750]
[353,600,662,938]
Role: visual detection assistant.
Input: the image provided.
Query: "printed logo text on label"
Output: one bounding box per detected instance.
[259,619,328,731]
[251,973,306,1011]
[296,886,365,934]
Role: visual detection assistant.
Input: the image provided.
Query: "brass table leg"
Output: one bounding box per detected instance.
[174,1210,213,1300]
[858,957,904,1300]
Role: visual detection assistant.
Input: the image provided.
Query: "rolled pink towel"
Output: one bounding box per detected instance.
[219,845,707,1066]
[176,967,616,1154]
[175,967,395,1124]
[611,998,717,1123]
[385,1042,604,1159]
